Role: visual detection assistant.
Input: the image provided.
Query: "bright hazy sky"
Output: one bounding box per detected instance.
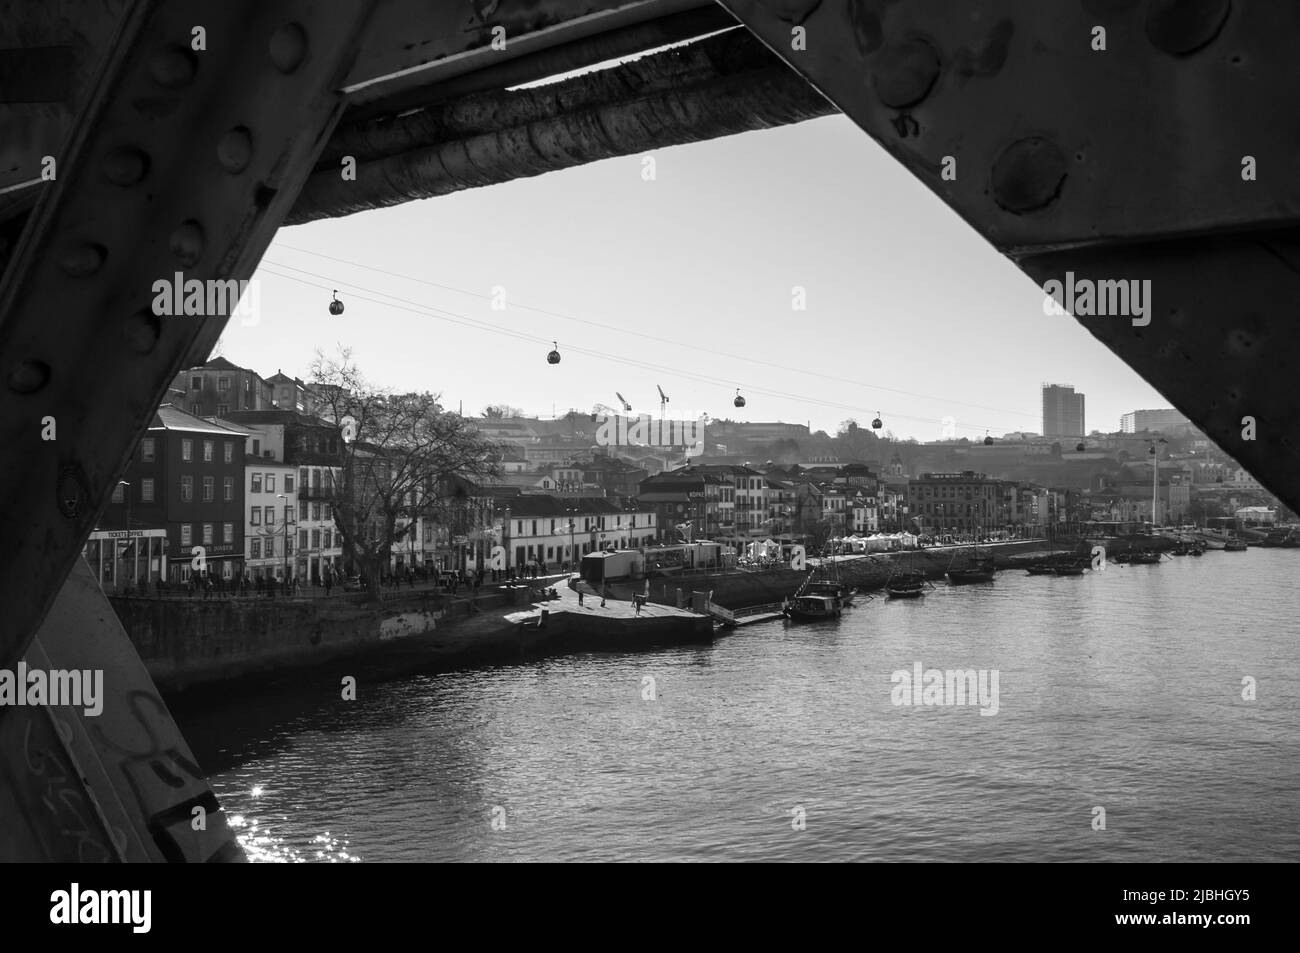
[221,113,1167,442]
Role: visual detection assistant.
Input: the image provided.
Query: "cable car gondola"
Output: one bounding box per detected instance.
[547,341,561,365]
[734,388,746,408]
[983,431,994,446]
[329,290,344,315]
[872,411,883,430]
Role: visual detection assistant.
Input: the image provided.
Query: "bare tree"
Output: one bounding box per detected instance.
[311,348,502,600]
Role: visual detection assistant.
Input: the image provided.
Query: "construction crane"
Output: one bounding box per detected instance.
[615,391,632,413]
[657,385,670,419]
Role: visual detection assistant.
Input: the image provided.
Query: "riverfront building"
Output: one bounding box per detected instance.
[502,496,656,568]
[95,404,248,586]
[907,471,1000,534]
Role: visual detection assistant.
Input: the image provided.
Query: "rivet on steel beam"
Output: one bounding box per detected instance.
[8,360,50,393]
[148,47,197,88]
[771,0,823,25]
[991,137,1068,214]
[169,220,205,267]
[269,23,308,74]
[1145,0,1231,56]
[59,242,106,276]
[123,310,161,354]
[56,465,87,518]
[873,39,941,110]
[103,147,149,186]
[217,126,254,174]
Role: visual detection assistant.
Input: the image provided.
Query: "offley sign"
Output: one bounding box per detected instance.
[595,414,704,458]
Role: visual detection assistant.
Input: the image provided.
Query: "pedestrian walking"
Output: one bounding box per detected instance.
[325,573,333,596]
[578,589,584,606]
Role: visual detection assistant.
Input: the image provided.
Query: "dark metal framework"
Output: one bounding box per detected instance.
[1,0,1297,860]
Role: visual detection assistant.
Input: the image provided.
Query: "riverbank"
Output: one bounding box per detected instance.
[630,538,1080,609]
[112,576,711,700]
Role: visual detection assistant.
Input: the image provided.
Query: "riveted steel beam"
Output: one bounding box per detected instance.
[720,0,1300,510]
[719,0,1300,252]
[0,0,375,678]
[343,0,711,107]
[0,560,243,862]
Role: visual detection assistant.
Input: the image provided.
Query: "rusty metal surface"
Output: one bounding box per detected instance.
[718,0,1300,252]
[290,25,830,223]
[0,560,243,862]
[343,0,710,105]
[0,1,130,205]
[1019,231,1300,507]
[0,0,374,678]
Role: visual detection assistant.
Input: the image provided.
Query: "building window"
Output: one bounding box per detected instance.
[322,504,331,521]
[141,437,155,462]
[141,478,154,502]
[299,529,309,549]
[251,509,261,526]
[531,520,538,536]
[223,476,233,501]
[250,539,261,558]
[266,474,276,493]
[285,475,294,493]
[265,539,274,558]
[311,529,321,549]
[181,439,193,461]
[190,403,202,415]
[223,522,233,544]
[217,377,230,391]
[190,376,201,390]
[286,539,294,557]
[202,524,213,545]
[181,525,192,546]
[180,475,192,502]
[111,483,125,504]
[312,502,321,521]
[265,506,274,524]
[202,477,214,502]
[299,467,309,487]
[299,500,308,521]
[323,530,332,549]
[251,474,262,493]
[216,404,228,417]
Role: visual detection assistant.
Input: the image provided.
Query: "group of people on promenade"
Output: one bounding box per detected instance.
[115,560,577,600]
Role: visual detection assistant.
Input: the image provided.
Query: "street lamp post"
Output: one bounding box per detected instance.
[277,493,289,586]
[118,480,133,589]
[566,503,578,568]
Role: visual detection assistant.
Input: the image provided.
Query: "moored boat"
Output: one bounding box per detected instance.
[1128,550,1163,564]
[1223,538,1248,551]
[886,571,930,598]
[947,553,996,585]
[1051,563,1087,576]
[783,593,842,620]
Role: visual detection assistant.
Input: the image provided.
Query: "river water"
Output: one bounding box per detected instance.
[179,550,1300,862]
